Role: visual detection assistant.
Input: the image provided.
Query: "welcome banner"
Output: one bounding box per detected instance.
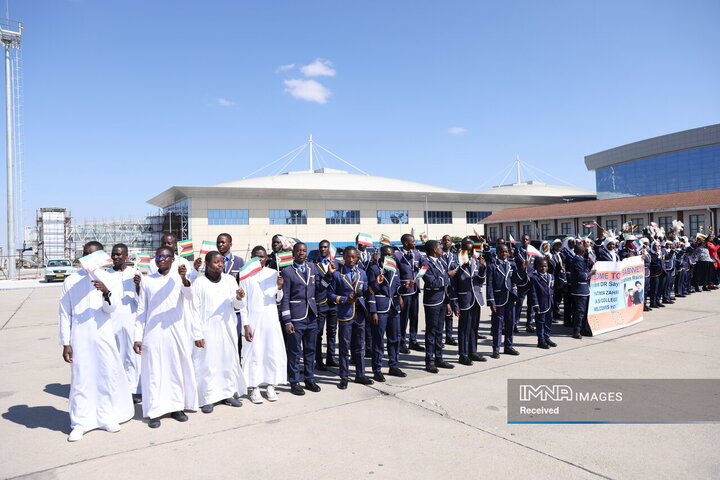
[588,256,644,335]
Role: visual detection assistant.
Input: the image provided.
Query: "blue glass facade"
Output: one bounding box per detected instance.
[596,145,720,199]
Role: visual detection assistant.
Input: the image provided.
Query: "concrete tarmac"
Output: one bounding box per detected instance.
[0,283,718,479]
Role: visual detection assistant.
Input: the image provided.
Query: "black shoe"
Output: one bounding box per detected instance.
[459,355,473,366]
[445,337,458,346]
[316,360,327,371]
[537,341,550,349]
[526,325,536,333]
[355,376,374,385]
[388,367,407,377]
[491,350,500,359]
[304,381,321,393]
[201,404,214,414]
[132,394,142,404]
[426,365,439,374]
[364,350,373,358]
[546,339,557,347]
[222,397,243,407]
[409,342,425,352]
[468,352,484,362]
[643,305,651,312]
[513,326,520,334]
[400,345,411,354]
[290,383,305,396]
[657,303,665,307]
[503,347,519,356]
[373,372,386,382]
[580,330,593,337]
[148,417,161,428]
[572,332,582,339]
[171,411,188,422]
[325,357,339,368]
[437,360,454,369]
[676,294,686,298]
[338,379,348,390]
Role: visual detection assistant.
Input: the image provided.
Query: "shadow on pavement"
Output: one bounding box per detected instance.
[44,383,70,399]
[2,404,70,434]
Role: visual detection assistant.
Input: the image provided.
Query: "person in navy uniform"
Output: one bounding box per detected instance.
[513,234,536,333]
[486,244,525,358]
[547,239,565,319]
[560,237,576,327]
[421,240,457,373]
[328,246,375,389]
[267,234,292,271]
[594,229,620,262]
[216,233,245,358]
[528,257,559,349]
[440,234,458,346]
[280,242,332,396]
[648,241,664,308]
[314,239,339,371]
[394,233,424,353]
[366,245,406,381]
[569,242,596,339]
[661,241,676,304]
[451,237,487,365]
[356,235,373,272]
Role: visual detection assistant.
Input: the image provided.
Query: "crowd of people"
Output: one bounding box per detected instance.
[58,223,719,441]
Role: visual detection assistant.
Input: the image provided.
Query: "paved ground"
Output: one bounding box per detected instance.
[1,282,718,479]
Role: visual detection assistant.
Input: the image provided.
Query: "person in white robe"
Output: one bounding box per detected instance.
[147,232,200,281]
[106,243,141,403]
[59,241,134,442]
[133,246,198,429]
[240,246,288,404]
[190,251,246,413]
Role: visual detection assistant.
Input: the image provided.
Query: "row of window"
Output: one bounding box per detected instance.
[485,214,707,241]
[208,209,492,226]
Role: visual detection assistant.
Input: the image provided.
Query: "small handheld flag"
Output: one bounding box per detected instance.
[508,234,516,243]
[383,256,398,272]
[238,257,263,281]
[379,234,391,246]
[199,240,216,256]
[357,232,373,247]
[329,242,338,259]
[177,239,193,258]
[473,240,484,252]
[526,245,543,257]
[277,251,294,268]
[418,232,428,244]
[78,250,113,273]
[458,250,470,266]
[473,227,482,239]
[583,221,598,228]
[416,265,429,279]
[631,239,644,250]
[277,235,297,250]
[136,253,152,269]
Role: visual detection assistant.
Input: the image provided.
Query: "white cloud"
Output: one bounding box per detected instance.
[300,58,336,77]
[283,79,331,104]
[275,63,296,73]
[216,98,236,107]
[448,127,467,135]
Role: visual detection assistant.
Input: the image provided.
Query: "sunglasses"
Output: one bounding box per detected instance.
[155,254,172,260]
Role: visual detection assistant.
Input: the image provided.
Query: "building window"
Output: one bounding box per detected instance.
[522,225,533,237]
[466,211,492,224]
[326,210,360,225]
[541,223,550,239]
[630,217,645,229]
[424,210,453,224]
[488,226,498,241]
[605,219,618,232]
[689,214,705,236]
[505,226,515,239]
[208,209,249,225]
[561,222,571,235]
[658,216,672,232]
[377,210,408,224]
[269,209,307,225]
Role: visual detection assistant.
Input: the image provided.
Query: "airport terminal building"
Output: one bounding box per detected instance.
[147,168,594,255]
[586,123,720,200]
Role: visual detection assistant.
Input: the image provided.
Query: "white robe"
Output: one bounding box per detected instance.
[106,266,141,394]
[135,271,198,419]
[240,267,288,387]
[59,269,134,431]
[190,274,246,405]
[146,256,197,349]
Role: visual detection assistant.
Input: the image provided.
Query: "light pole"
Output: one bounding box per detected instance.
[423,193,431,239]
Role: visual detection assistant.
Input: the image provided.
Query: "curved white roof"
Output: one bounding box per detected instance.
[475,181,595,197]
[213,169,460,193]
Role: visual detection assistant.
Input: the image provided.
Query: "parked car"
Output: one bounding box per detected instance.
[45,259,73,282]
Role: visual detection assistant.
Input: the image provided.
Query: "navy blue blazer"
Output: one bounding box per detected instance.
[440,250,457,272]
[569,254,592,296]
[514,245,533,288]
[328,267,373,321]
[280,263,326,325]
[314,257,339,307]
[367,262,401,314]
[451,257,485,310]
[394,248,422,296]
[486,259,522,308]
[357,249,373,273]
[528,272,554,314]
[421,257,455,307]
[661,248,675,272]
[223,253,245,281]
[649,251,664,277]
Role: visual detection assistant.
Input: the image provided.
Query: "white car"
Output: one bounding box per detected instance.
[45,259,73,282]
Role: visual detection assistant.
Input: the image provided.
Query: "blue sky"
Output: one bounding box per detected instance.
[2,0,719,250]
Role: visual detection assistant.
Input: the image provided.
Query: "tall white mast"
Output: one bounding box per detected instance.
[308,134,313,171]
[515,155,521,184]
